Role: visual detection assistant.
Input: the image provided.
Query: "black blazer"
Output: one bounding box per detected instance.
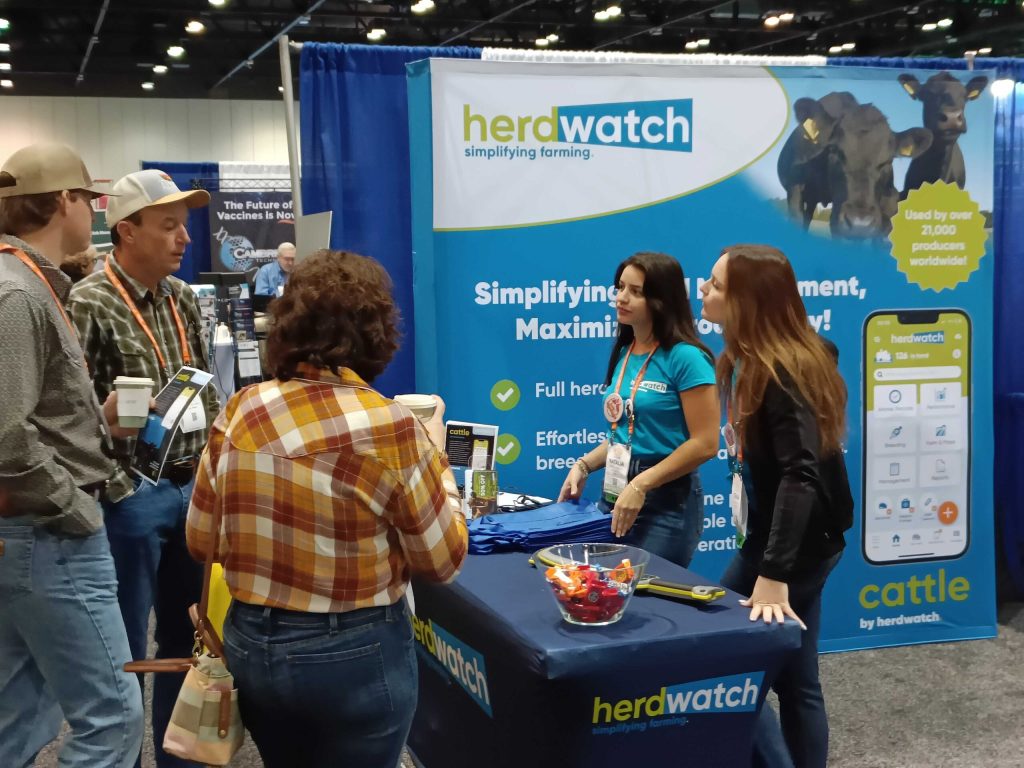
[741,372,854,582]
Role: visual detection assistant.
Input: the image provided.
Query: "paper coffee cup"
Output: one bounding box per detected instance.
[114,376,154,428]
[394,394,437,422]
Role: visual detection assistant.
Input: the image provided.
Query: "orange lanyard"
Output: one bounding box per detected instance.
[105,258,191,375]
[3,245,79,341]
[610,340,657,439]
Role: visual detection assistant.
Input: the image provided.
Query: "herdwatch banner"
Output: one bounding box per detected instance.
[408,59,996,651]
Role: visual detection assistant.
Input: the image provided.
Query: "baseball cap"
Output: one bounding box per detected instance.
[106,169,210,229]
[0,143,114,199]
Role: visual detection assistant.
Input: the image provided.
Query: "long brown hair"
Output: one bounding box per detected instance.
[604,252,713,385]
[716,244,846,453]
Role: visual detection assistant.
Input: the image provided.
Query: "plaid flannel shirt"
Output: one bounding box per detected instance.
[68,253,219,495]
[186,364,467,613]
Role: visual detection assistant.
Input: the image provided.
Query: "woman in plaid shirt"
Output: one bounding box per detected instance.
[186,249,468,767]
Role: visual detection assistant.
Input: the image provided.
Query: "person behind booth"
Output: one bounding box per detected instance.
[253,240,294,296]
[186,248,468,768]
[68,169,219,768]
[700,244,852,768]
[0,143,144,767]
[557,251,720,568]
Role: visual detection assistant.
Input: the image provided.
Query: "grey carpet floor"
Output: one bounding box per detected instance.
[35,602,1024,767]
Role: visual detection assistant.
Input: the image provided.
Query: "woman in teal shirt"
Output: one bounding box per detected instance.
[558,252,720,567]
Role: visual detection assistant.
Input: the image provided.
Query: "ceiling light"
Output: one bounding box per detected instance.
[297,15,311,25]
[829,45,843,54]
[0,44,9,53]
[1,79,12,88]
[921,22,937,31]
[0,19,9,31]
[167,45,185,58]
[605,6,621,17]
[142,82,155,91]
[697,38,710,47]
[594,10,609,21]
[979,47,992,55]
[535,37,549,47]
[842,42,855,51]
[965,50,977,56]
[186,20,206,34]
[0,63,9,71]
[779,12,795,23]
[685,41,700,50]
[992,79,1015,98]
[153,64,168,74]
[764,16,780,28]
[547,33,559,42]
[937,18,953,29]
[366,28,386,41]
[209,0,227,6]
[278,86,284,92]
[411,0,435,13]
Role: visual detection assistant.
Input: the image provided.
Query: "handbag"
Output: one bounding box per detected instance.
[125,494,244,765]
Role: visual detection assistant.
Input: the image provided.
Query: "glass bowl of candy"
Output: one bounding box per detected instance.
[540,543,650,626]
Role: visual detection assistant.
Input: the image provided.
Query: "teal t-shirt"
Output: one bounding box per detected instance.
[604,343,716,458]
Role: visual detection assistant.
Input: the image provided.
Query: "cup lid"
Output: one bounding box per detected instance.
[114,376,155,386]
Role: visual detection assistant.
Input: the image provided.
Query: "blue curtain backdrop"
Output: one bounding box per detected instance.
[141,160,218,284]
[296,49,1024,593]
[299,43,480,398]
[832,58,1024,594]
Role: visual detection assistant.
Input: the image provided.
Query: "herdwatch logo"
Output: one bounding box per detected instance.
[591,672,764,735]
[412,614,492,716]
[463,99,693,152]
[890,331,945,344]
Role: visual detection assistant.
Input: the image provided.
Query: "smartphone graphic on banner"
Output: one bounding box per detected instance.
[862,309,971,564]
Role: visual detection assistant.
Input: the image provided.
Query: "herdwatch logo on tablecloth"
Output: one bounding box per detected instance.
[590,672,765,736]
[412,614,492,716]
[463,99,693,158]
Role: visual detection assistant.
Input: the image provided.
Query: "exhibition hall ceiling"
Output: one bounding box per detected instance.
[1,0,1020,99]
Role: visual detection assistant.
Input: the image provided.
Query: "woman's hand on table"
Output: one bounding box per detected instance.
[739,576,806,630]
[556,464,588,502]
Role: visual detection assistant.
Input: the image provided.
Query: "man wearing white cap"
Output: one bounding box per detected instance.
[69,169,218,768]
[0,144,144,767]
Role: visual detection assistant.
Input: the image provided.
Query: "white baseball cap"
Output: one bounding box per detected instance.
[106,169,210,228]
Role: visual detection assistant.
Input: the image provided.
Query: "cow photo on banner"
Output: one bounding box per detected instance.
[208,190,296,278]
[408,61,996,657]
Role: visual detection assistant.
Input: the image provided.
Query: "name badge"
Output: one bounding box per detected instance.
[730,473,748,546]
[603,442,631,503]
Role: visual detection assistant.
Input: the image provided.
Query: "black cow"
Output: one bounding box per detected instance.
[898,72,988,196]
[778,92,932,239]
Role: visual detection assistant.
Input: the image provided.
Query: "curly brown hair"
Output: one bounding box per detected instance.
[265,249,400,383]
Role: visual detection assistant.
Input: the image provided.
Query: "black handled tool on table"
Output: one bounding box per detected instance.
[528,546,726,605]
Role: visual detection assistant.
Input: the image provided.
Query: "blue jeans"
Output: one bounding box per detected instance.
[600,463,705,568]
[224,598,418,768]
[0,520,144,768]
[720,550,842,768]
[101,477,202,768]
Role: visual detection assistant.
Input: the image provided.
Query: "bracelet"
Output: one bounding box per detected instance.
[628,480,646,496]
[576,457,591,477]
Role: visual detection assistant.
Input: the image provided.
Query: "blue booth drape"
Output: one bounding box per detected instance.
[141,160,218,284]
[298,43,480,398]
[832,58,1024,594]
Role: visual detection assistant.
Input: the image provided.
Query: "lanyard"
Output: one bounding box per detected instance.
[105,258,191,375]
[3,245,79,341]
[609,340,657,439]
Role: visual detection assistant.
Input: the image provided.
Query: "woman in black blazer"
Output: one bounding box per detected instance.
[700,244,853,768]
